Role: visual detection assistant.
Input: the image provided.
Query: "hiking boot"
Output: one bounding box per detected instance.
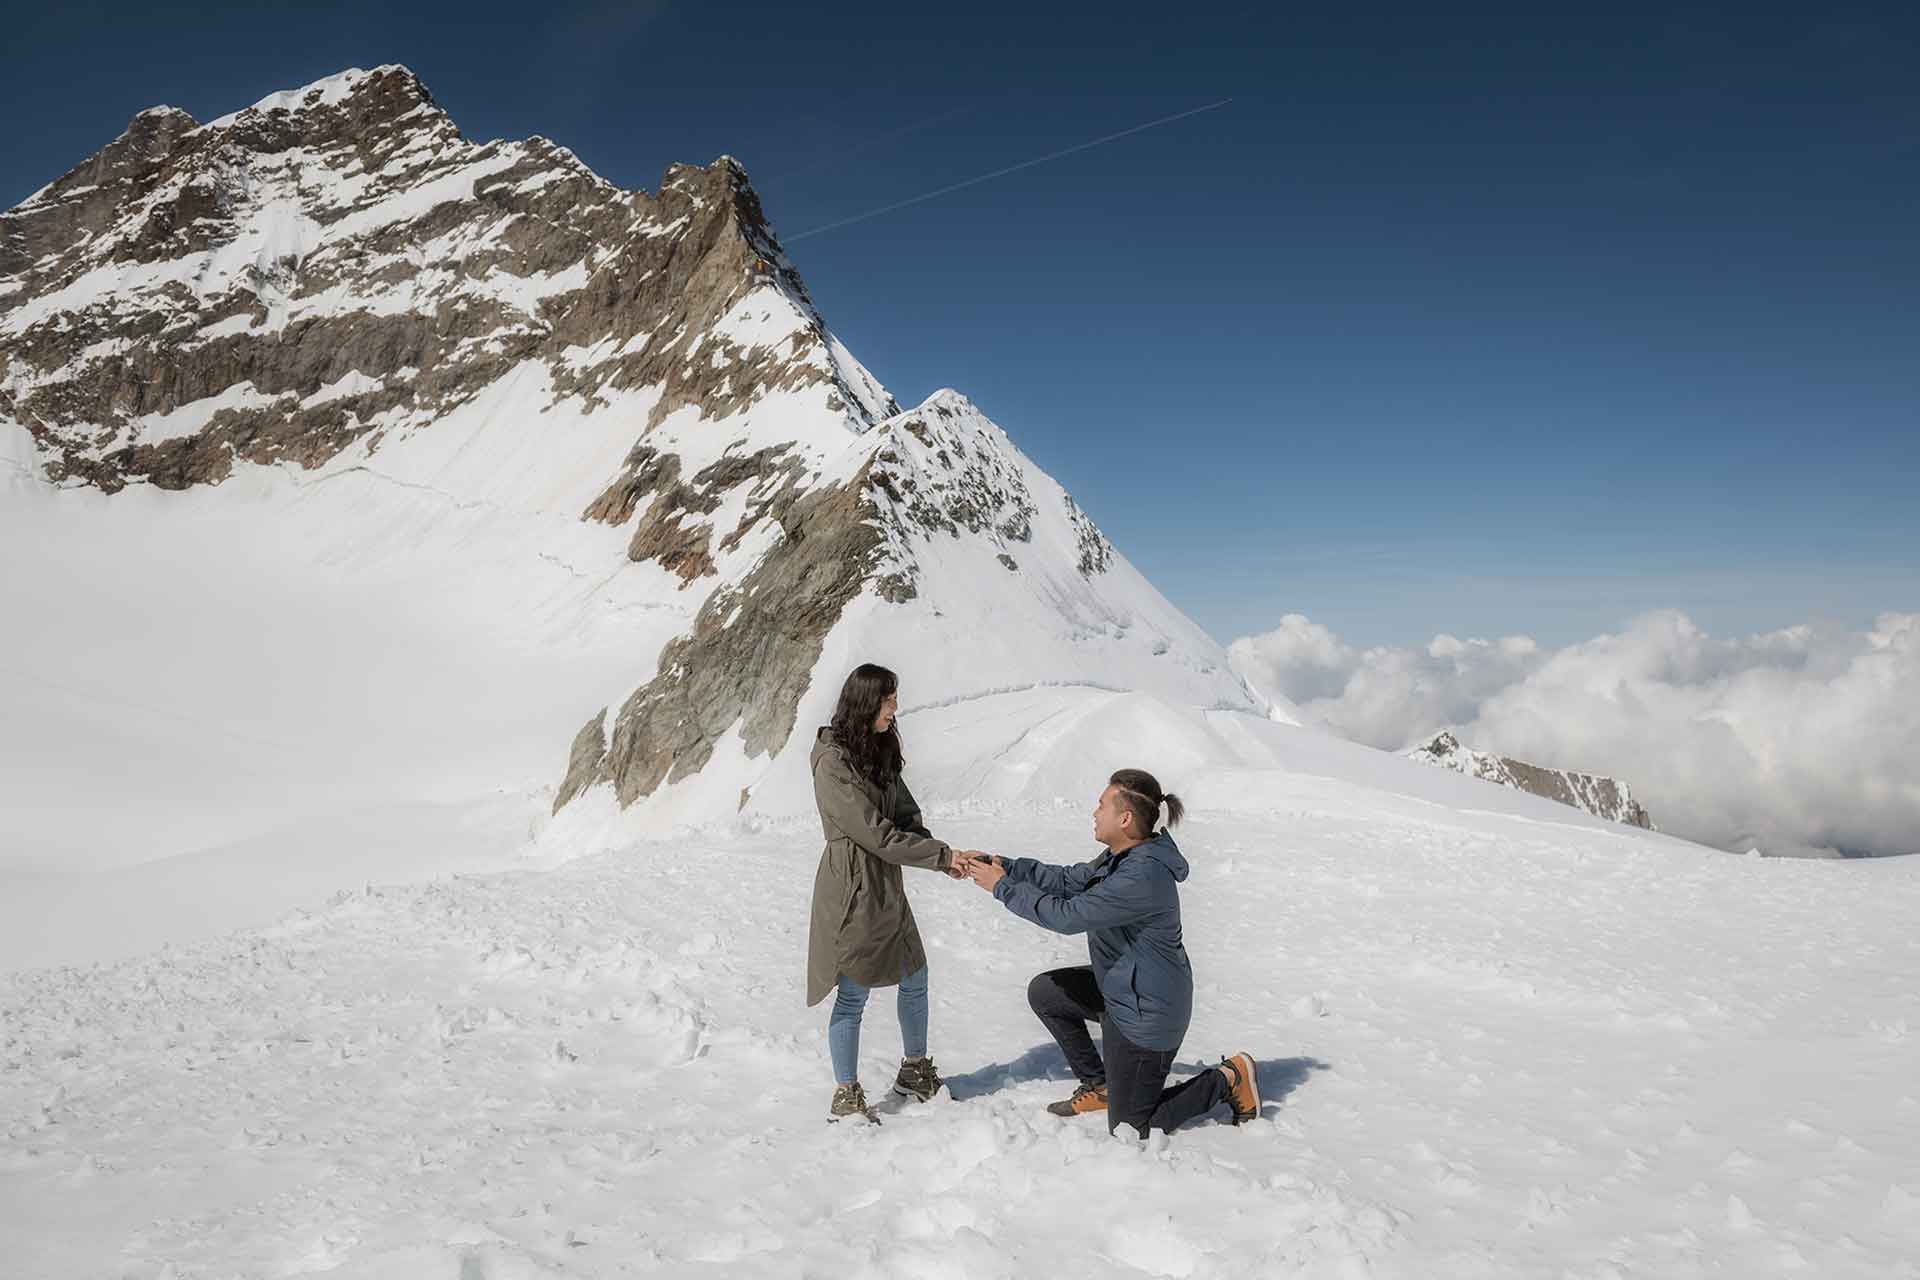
[1046,1081,1108,1117]
[828,1081,878,1124]
[1220,1053,1260,1124]
[892,1055,944,1103]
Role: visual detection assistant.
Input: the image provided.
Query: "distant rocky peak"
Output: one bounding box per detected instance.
[1408,731,1655,831]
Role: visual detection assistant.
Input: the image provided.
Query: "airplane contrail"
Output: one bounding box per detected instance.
[784,98,1234,243]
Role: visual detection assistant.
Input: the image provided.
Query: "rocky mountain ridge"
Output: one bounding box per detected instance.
[1408,730,1656,830]
[1,66,889,494]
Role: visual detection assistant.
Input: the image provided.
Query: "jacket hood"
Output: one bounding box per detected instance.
[809,725,838,768]
[1128,830,1190,882]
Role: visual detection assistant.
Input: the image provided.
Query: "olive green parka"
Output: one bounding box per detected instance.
[806,727,953,1006]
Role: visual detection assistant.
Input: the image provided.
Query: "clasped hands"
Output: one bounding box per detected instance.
[945,849,1005,891]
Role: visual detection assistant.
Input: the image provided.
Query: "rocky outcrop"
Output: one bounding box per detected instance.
[1409,731,1655,829]
[587,463,889,808]
[553,711,609,812]
[583,442,810,588]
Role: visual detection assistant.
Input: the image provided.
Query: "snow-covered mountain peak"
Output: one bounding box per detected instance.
[130,104,196,128]
[1,65,888,497]
[200,64,434,133]
[5,66,1274,831]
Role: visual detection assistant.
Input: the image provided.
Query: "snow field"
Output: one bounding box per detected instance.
[0,458,676,967]
[4,801,1915,1278]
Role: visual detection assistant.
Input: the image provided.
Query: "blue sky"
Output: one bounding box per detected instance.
[6,2,1915,648]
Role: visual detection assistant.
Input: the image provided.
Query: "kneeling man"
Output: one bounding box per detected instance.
[963,768,1259,1137]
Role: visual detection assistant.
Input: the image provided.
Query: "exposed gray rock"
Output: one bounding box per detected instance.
[553,710,608,813]
[1409,731,1655,830]
[1068,495,1113,578]
[583,442,809,588]
[594,462,887,805]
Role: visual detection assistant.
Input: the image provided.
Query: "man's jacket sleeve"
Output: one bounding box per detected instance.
[994,862,1155,935]
[1000,856,1096,895]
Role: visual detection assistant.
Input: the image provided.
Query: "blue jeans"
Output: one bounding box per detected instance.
[829,965,928,1085]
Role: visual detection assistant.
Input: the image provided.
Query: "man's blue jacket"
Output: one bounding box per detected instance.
[993,830,1193,1051]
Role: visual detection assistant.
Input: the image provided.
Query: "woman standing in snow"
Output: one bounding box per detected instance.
[807,663,972,1122]
[965,770,1260,1137]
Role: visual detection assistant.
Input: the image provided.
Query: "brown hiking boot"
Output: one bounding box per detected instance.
[1220,1053,1260,1124]
[828,1081,878,1124]
[892,1055,944,1103]
[1046,1081,1108,1117]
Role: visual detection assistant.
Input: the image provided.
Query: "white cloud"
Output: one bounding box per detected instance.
[1229,609,1920,858]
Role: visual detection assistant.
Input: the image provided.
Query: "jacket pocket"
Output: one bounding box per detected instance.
[1106,956,1141,1016]
[1132,970,1157,1016]
[835,841,863,933]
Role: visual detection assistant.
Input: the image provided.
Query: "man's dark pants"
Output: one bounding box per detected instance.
[1027,965,1228,1137]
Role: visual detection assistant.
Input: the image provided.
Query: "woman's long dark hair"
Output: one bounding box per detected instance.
[1110,767,1185,834]
[830,663,904,786]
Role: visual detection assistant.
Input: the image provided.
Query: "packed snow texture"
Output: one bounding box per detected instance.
[1228,610,1920,858]
[5,781,1917,1278]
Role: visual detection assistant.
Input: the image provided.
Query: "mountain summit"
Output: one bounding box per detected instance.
[2,65,885,492]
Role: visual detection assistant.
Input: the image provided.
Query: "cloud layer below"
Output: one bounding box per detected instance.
[1228,610,1920,858]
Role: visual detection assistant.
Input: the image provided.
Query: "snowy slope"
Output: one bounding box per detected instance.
[0,436,690,969]
[5,767,1916,1278]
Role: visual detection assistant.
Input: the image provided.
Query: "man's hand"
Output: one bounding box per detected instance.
[945,850,980,880]
[966,855,1006,893]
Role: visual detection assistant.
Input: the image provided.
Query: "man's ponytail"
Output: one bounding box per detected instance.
[1109,768,1185,833]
